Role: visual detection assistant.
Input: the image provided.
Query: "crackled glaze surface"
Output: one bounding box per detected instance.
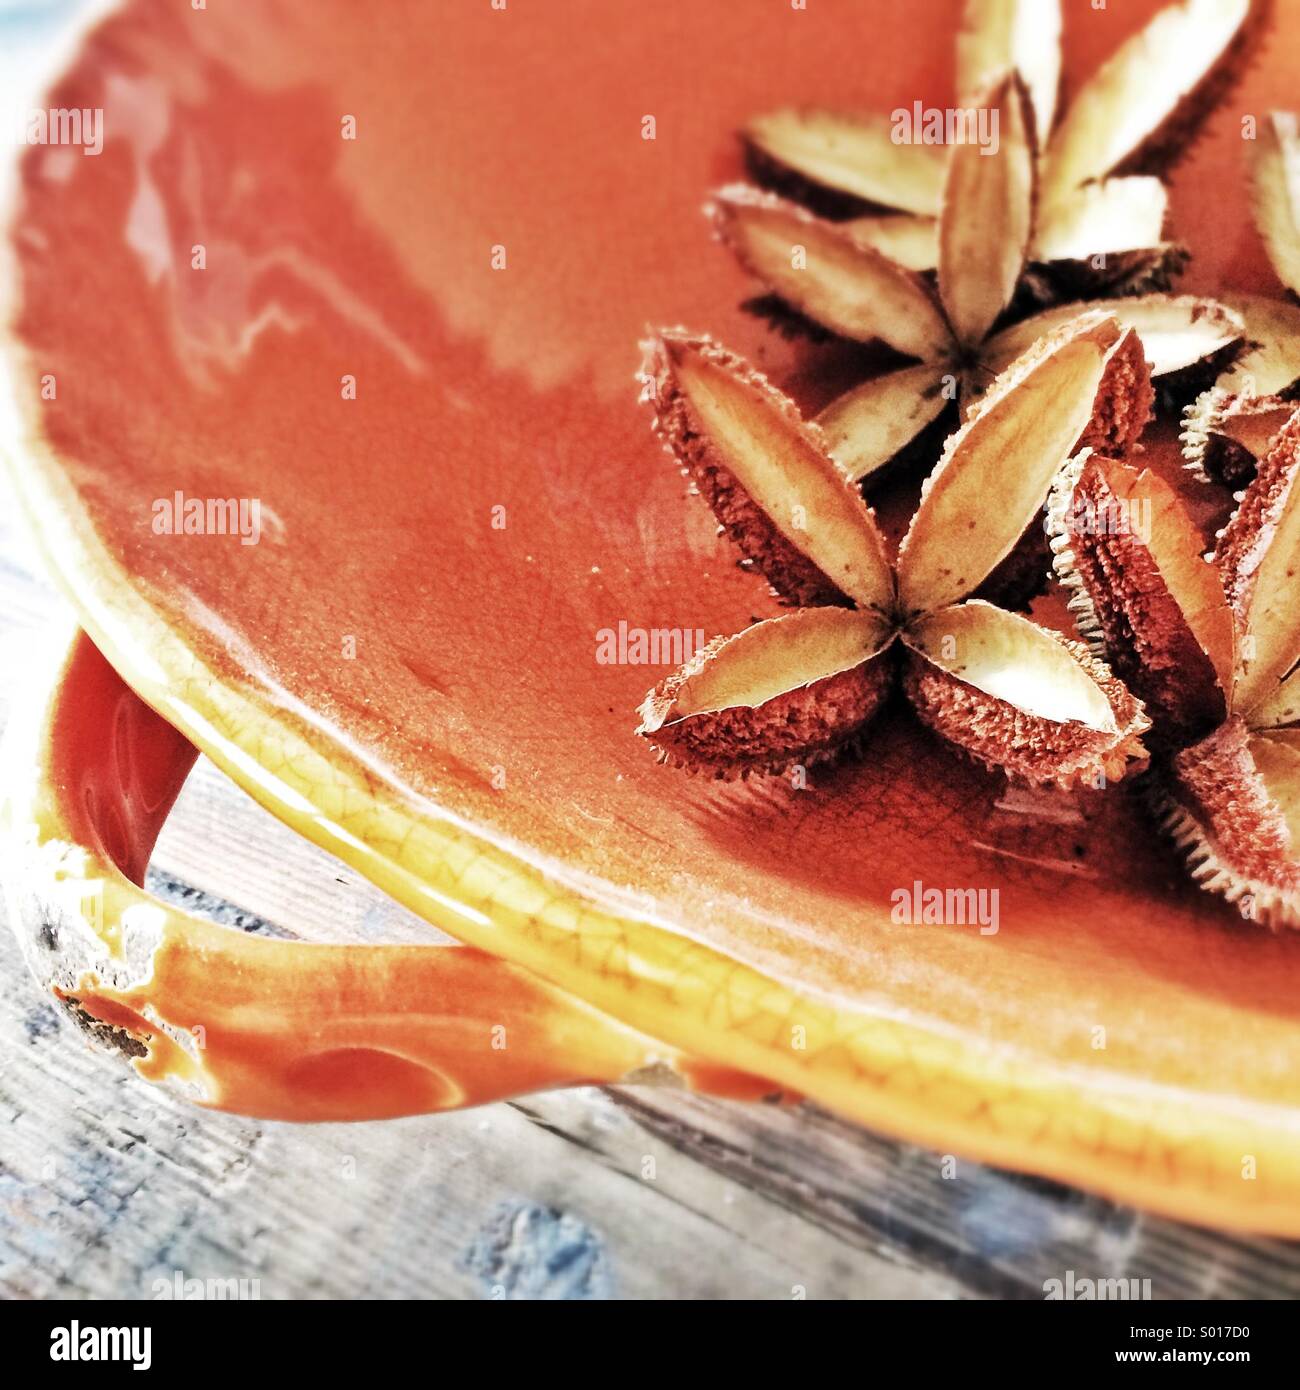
[7,0,1300,1227]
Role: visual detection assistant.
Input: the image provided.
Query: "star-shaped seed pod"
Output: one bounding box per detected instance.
[636,312,1151,787]
[710,72,1244,487]
[1047,405,1300,925]
[744,0,1269,299]
[1183,111,1300,485]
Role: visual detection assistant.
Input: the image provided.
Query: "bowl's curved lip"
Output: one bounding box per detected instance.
[5,0,1300,1235]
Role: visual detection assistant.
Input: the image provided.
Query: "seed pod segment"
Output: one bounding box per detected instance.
[938,71,1037,352]
[707,186,951,361]
[1215,407,1300,716]
[742,107,946,218]
[641,330,895,610]
[982,295,1245,385]
[897,312,1137,617]
[815,362,952,485]
[1046,452,1234,744]
[1158,720,1300,929]
[902,601,1149,790]
[637,608,893,778]
[956,0,1061,148]
[1041,0,1266,205]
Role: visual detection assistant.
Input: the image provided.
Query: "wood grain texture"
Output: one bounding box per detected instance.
[1,495,1298,1299]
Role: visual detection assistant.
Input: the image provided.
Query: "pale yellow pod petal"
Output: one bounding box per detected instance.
[898,312,1122,615]
[743,107,945,216]
[938,72,1037,350]
[708,186,953,360]
[816,361,952,484]
[1043,0,1259,202]
[956,0,1062,145]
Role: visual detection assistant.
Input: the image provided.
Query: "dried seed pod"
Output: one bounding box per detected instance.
[1156,719,1300,928]
[901,601,1149,789]
[723,72,1043,371]
[637,608,893,777]
[638,330,1151,788]
[1046,452,1234,744]
[640,330,894,609]
[740,0,1267,311]
[1048,406,1300,927]
[726,23,1248,493]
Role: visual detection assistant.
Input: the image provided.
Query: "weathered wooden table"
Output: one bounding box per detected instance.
[2,492,1299,1301]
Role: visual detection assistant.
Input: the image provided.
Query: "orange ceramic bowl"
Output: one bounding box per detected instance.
[5,0,1300,1233]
